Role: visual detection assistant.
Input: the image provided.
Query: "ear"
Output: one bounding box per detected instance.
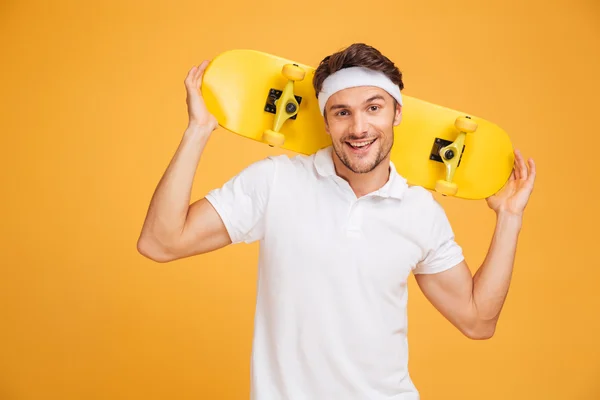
[393,102,402,126]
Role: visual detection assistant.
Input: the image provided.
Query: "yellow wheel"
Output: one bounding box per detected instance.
[435,180,459,196]
[262,129,285,147]
[455,116,478,133]
[282,64,306,81]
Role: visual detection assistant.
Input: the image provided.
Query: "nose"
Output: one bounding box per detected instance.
[349,112,369,136]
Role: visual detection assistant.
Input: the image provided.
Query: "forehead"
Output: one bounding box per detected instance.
[326,86,392,107]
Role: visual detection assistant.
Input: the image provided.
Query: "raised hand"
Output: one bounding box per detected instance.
[486,149,536,217]
[184,60,218,132]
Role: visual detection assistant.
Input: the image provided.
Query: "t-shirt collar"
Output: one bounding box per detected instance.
[314,146,408,200]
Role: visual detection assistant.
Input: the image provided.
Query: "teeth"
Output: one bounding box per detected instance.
[349,140,374,148]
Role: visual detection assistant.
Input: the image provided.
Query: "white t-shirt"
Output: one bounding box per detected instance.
[205,146,464,400]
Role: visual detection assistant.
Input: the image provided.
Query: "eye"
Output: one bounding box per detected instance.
[369,105,380,112]
[335,110,349,116]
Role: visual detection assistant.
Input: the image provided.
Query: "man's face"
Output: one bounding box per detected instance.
[324,86,402,174]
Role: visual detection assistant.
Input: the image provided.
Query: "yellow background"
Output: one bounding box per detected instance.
[1,0,599,398]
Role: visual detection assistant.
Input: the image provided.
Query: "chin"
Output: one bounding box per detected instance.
[343,149,382,174]
[348,159,381,174]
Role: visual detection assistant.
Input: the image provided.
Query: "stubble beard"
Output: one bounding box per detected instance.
[332,134,394,174]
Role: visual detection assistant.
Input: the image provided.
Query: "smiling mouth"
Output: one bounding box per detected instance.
[346,138,376,152]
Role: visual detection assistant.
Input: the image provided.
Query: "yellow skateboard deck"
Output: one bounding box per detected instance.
[201,49,514,200]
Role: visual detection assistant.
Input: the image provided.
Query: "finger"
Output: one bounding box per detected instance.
[197,60,210,75]
[185,66,200,89]
[194,60,210,84]
[527,158,536,185]
[516,149,527,180]
[185,65,197,81]
[514,150,522,180]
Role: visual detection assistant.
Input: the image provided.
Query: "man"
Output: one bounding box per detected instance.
[137,43,536,399]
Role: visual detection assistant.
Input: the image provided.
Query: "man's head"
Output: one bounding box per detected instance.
[313,43,404,174]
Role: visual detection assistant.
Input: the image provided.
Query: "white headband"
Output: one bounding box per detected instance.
[317,66,403,116]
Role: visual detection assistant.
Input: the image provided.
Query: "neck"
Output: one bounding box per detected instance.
[332,153,391,198]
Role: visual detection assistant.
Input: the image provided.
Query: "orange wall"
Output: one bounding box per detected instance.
[1,0,598,399]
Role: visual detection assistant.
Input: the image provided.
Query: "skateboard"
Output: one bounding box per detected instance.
[201,49,514,200]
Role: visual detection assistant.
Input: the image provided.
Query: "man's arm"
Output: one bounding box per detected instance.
[415,149,536,339]
[415,213,522,339]
[137,61,231,263]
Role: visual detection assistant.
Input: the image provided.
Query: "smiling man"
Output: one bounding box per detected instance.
[137,43,536,399]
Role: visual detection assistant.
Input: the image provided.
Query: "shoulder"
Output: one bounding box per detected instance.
[401,184,449,224]
[403,184,440,209]
[264,152,318,176]
[229,153,317,188]
[272,152,316,167]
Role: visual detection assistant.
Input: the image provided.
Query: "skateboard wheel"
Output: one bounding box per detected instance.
[263,129,285,147]
[435,180,459,196]
[455,116,478,133]
[282,64,306,81]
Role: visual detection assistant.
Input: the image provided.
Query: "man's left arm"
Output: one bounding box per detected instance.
[414,149,536,340]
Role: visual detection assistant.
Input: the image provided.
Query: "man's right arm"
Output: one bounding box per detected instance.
[137,61,230,263]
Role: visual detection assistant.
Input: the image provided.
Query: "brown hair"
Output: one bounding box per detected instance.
[312,43,404,98]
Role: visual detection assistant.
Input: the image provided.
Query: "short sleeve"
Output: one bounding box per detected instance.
[413,199,464,274]
[204,157,276,245]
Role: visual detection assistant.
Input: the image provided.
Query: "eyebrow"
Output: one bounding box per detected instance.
[328,95,387,111]
[364,94,386,103]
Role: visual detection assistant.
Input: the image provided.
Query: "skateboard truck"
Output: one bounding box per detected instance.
[435,116,478,196]
[262,64,306,147]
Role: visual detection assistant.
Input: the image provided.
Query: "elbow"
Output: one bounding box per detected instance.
[463,321,496,340]
[465,328,495,340]
[137,235,177,263]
